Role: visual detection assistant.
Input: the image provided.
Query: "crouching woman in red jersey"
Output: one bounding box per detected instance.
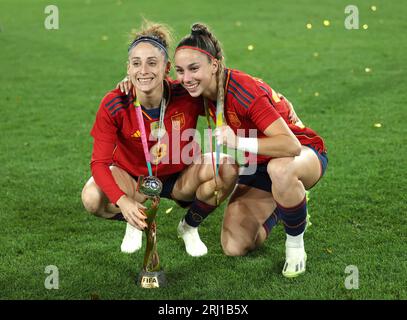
[174,24,328,277]
[81,21,238,257]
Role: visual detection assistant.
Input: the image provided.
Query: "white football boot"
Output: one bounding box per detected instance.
[120,222,143,254]
[177,219,208,257]
[282,232,307,278]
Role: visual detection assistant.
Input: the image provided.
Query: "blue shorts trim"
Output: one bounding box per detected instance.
[306,145,328,178]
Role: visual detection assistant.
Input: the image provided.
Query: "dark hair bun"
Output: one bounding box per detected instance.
[191,23,208,36]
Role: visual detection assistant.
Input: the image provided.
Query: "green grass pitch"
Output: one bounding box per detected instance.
[1,0,406,299]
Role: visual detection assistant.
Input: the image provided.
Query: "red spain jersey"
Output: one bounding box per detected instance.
[90,79,204,204]
[208,69,326,164]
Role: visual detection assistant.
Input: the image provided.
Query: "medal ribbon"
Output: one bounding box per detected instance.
[204,99,220,205]
[155,97,167,176]
[134,91,167,177]
[215,99,223,176]
[134,100,153,176]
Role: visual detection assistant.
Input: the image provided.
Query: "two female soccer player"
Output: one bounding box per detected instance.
[81,21,238,257]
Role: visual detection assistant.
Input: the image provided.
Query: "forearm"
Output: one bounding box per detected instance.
[238,134,301,157]
[90,138,125,204]
[91,161,126,204]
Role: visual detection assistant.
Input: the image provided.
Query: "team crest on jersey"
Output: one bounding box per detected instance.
[131,130,141,139]
[171,113,185,130]
[227,111,241,128]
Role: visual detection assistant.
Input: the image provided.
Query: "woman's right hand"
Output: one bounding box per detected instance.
[116,76,133,95]
[116,195,148,230]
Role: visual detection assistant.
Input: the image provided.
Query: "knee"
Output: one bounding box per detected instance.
[267,159,295,185]
[81,184,102,215]
[221,232,250,257]
[198,154,239,183]
[219,156,239,180]
[221,205,252,257]
[197,163,215,182]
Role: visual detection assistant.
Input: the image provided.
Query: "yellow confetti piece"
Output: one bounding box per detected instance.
[363,24,369,30]
[365,67,372,73]
[306,23,312,29]
[371,5,377,12]
[314,92,320,97]
[326,248,333,254]
[313,52,319,58]
[374,123,382,128]
[235,21,242,27]
[247,45,254,51]
[323,20,330,27]
[101,35,109,41]
[165,207,173,214]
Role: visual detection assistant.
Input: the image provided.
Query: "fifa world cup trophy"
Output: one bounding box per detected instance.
[136,176,166,288]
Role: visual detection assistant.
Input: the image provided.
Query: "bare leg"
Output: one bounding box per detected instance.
[81,166,146,219]
[221,185,276,256]
[267,146,323,277]
[267,146,321,206]
[81,166,147,253]
[172,153,238,205]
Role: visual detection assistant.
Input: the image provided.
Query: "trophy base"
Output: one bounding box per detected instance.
[137,270,167,288]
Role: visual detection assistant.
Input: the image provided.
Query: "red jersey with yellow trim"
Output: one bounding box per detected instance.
[90,79,204,204]
[208,69,326,164]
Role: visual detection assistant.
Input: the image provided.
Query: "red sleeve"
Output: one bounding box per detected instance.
[247,95,281,133]
[90,103,117,143]
[89,104,126,204]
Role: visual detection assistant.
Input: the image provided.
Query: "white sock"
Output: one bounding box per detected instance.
[286,232,304,249]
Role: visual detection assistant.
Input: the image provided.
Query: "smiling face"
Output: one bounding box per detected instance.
[174,48,218,100]
[127,42,168,95]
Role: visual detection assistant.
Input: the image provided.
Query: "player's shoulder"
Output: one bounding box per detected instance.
[100,88,132,117]
[226,69,271,109]
[167,78,191,98]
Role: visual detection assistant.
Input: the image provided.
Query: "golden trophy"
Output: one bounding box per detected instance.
[136,176,167,288]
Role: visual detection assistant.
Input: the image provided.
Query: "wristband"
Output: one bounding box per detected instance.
[237,137,258,154]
